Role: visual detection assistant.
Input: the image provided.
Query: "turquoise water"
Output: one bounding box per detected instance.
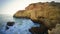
[0,14,40,34]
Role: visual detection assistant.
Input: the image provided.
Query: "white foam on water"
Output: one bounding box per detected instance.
[0,19,40,34]
[0,14,40,34]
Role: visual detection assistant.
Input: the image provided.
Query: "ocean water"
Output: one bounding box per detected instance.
[0,14,40,34]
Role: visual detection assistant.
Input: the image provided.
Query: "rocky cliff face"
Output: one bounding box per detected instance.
[13,1,60,34]
[48,24,60,34]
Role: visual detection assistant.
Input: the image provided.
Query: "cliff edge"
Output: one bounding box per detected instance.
[13,1,60,33]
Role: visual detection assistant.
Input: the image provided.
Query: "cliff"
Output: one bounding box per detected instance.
[13,1,60,34]
[48,24,60,34]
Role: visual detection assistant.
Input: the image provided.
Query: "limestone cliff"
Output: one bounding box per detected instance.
[13,1,60,29]
[48,24,60,34]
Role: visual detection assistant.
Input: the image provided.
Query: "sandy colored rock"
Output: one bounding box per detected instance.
[13,1,60,29]
[48,24,60,34]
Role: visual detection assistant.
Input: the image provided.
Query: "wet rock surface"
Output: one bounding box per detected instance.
[7,22,15,26]
[29,23,48,34]
[6,22,15,30]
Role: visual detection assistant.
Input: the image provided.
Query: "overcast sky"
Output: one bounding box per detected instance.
[0,0,60,15]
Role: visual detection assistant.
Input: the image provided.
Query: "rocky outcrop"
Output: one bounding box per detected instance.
[6,22,15,30]
[29,24,48,34]
[13,1,60,34]
[48,24,60,34]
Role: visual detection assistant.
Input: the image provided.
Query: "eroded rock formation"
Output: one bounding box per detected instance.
[13,1,60,34]
[29,24,48,34]
[48,24,60,34]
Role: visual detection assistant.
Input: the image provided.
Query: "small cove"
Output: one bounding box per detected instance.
[0,14,40,34]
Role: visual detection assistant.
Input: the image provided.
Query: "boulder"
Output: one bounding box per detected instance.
[7,22,15,26]
[6,22,15,30]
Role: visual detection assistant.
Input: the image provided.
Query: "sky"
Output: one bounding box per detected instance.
[0,0,60,15]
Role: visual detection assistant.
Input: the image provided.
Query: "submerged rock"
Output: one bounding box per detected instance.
[6,22,15,30]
